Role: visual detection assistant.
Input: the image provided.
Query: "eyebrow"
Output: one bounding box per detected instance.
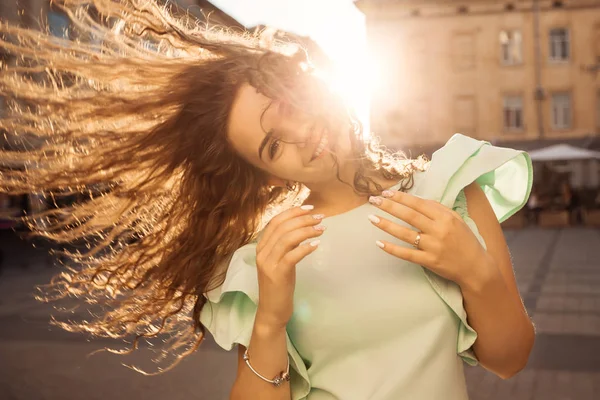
[258,130,273,161]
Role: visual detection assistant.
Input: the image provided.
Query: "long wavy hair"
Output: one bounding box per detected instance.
[0,0,428,372]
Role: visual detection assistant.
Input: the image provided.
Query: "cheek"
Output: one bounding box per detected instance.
[332,129,354,158]
[267,154,303,178]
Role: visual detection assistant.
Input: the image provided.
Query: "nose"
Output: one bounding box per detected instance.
[298,122,320,148]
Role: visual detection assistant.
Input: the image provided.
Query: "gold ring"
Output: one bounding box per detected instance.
[413,233,421,249]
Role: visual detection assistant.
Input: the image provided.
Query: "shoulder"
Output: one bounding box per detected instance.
[415,133,533,223]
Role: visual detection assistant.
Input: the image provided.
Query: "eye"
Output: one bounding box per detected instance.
[269,137,281,159]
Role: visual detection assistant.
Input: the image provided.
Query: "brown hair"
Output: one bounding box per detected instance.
[0,0,427,372]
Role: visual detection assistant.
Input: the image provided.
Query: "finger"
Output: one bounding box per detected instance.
[258,205,317,252]
[375,240,434,266]
[369,195,434,233]
[260,206,313,245]
[280,238,321,267]
[381,190,448,220]
[266,224,325,266]
[367,214,432,251]
[259,212,324,256]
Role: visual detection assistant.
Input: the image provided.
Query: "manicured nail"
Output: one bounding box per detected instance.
[310,239,320,247]
[367,214,380,224]
[301,205,314,210]
[375,240,385,249]
[368,196,382,206]
[312,214,325,220]
[381,190,395,198]
[313,224,326,231]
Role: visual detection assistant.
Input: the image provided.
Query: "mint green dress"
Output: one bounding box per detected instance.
[200,134,533,399]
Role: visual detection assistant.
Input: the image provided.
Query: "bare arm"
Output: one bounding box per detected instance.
[461,182,535,378]
[230,314,290,400]
[230,205,325,399]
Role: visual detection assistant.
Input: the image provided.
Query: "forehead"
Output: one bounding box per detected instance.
[227,84,273,165]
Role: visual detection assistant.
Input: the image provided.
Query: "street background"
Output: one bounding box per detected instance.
[1,0,600,399]
[1,226,599,400]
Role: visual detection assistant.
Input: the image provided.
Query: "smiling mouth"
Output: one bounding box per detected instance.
[310,129,329,161]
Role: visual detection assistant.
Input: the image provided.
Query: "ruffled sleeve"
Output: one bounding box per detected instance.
[199,242,311,399]
[425,133,532,223]
[414,133,532,365]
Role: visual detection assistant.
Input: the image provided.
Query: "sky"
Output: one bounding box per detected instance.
[209,0,366,57]
[210,0,373,129]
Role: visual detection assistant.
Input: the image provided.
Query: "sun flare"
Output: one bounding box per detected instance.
[322,52,383,140]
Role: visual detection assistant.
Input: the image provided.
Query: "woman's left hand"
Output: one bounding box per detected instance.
[367,190,489,287]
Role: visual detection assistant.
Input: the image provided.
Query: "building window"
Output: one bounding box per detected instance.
[503,95,524,131]
[594,24,600,63]
[48,11,70,39]
[551,92,572,130]
[452,33,476,70]
[596,91,600,129]
[500,30,523,65]
[549,28,569,62]
[409,35,427,73]
[412,98,430,135]
[454,96,477,134]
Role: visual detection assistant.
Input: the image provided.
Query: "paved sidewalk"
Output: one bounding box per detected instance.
[1,228,599,399]
[464,227,600,400]
[0,231,238,400]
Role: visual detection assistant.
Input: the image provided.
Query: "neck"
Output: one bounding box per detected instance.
[302,164,397,215]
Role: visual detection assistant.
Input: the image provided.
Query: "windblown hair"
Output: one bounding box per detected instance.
[0,0,427,372]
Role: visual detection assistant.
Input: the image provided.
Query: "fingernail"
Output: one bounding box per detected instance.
[312,214,325,220]
[381,190,395,198]
[369,196,382,206]
[301,205,314,210]
[375,240,385,249]
[368,214,380,224]
[310,239,320,247]
[313,224,326,231]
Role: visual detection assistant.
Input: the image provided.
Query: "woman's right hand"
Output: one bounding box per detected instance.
[254,205,325,330]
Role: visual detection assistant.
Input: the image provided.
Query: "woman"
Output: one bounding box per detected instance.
[0,1,535,399]
[526,187,542,225]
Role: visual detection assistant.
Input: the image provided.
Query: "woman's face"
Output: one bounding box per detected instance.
[227,83,352,187]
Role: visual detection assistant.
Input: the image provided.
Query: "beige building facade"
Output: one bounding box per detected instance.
[356,0,600,152]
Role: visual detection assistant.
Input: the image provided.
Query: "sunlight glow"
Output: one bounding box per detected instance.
[210,0,376,136]
[325,53,383,139]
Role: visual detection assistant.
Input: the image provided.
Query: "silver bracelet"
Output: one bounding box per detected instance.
[243,348,291,387]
